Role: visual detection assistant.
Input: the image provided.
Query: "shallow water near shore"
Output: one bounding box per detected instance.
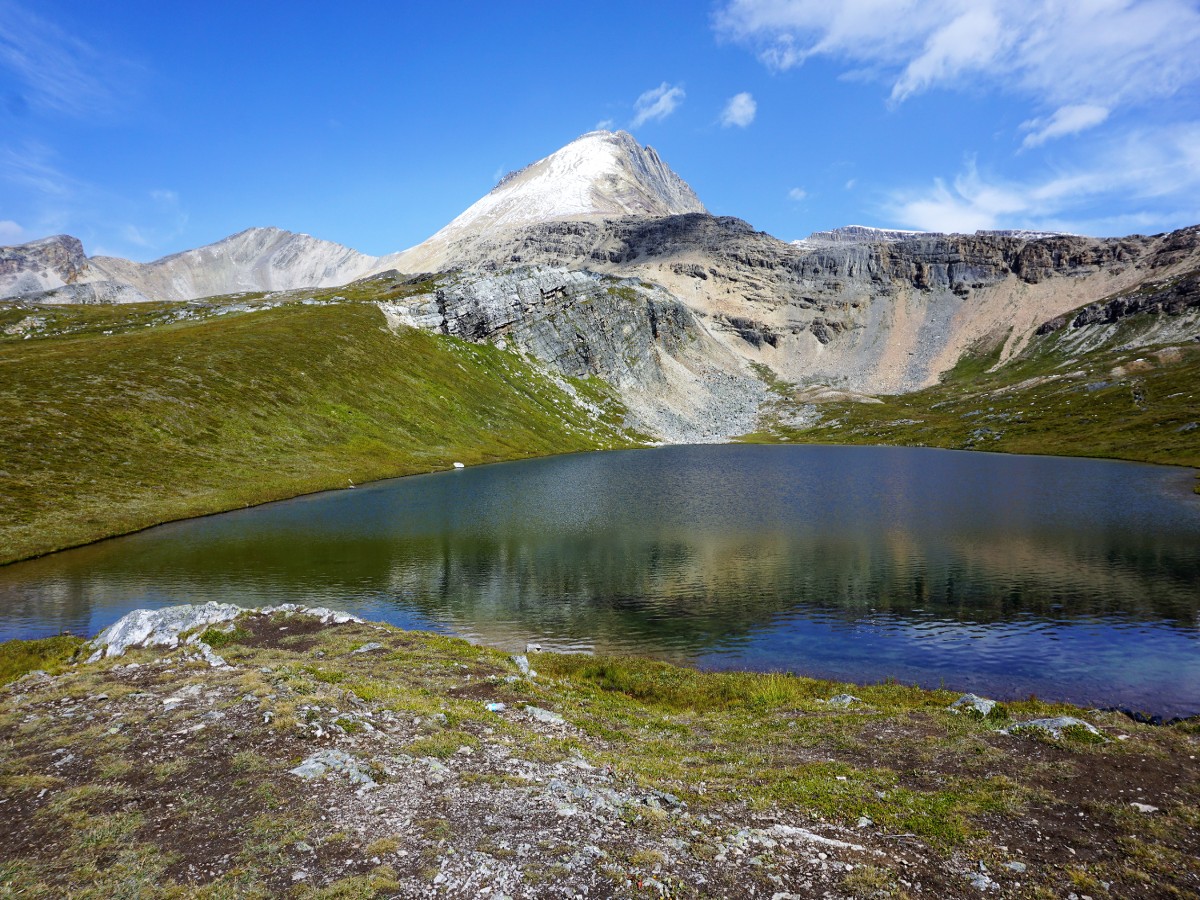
[3,444,1199,715]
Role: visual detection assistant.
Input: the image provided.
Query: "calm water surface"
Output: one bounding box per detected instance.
[3,445,1199,716]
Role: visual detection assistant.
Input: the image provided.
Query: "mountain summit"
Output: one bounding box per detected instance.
[385,131,705,271]
[441,130,704,233]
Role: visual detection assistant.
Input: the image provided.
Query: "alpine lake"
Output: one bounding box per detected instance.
[3,444,1198,718]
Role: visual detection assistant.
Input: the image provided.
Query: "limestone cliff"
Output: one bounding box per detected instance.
[411,213,1200,393]
[374,267,765,443]
[0,235,93,297]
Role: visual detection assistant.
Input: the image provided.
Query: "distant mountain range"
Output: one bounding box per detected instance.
[0,131,707,304]
[3,129,1198,442]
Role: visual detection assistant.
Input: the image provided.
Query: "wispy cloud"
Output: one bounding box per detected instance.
[1020,104,1110,149]
[788,187,807,201]
[595,118,615,131]
[714,1,1200,116]
[0,142,189,257]
[116,188,188,250]
[632,82,685,127]
[0,142,75,197]
[720,92,757,128]
[887,123,1200,234]
[0,0,142,119]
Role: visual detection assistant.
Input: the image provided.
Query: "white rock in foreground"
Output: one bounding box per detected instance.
[88,602,243,662]
[825,694,862,708]
[88,602,362,662]
[948,693,996,717]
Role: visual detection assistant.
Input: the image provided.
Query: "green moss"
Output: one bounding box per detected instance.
[198,625,251,649]
[0,634,85,685]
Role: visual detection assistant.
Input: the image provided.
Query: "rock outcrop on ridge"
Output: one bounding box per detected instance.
[0,234,93,298]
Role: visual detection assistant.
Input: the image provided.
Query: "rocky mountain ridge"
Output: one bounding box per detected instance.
[424,212,1200,392]
[3,131,1198,443]
[1,227,379,305]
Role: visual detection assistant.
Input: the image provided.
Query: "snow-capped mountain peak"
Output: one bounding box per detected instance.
[431,130,705,241]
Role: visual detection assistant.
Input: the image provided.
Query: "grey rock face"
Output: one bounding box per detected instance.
[89,227,378,302]
[378,266,767,442]
[387,131,706,273]
[425,214,1200,394]
[825,694,862,708]
[0,228,379,304]
[524,705,566,726]
[88,602,244,662]
[290,749,377,789]
[16,280,153,305]
[0,235,92,297]
[1038,270,1200,333]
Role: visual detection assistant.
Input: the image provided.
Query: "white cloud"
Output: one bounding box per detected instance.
[887,123,1200,234]
[714,1,1200,112]
[1021,104,1110,149]
[889,7,1008,103]
[0,220,24,243]
[632,82,685,127]
[0,1,141,118]
[720,92,757,127]
[150,189,178,205]
[844,178,857,190]
[788,187,807,201]
[595,118,615,131]
[0,143,73,197]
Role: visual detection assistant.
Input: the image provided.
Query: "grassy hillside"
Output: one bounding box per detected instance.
[0,298,642,564]
[745,301,1200,475]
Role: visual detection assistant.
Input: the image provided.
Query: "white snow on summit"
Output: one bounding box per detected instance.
[426,130,705,242]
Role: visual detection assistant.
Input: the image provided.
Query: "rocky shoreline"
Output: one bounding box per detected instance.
[1,604,1197,898]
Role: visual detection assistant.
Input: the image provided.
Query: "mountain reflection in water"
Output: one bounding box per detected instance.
[2,445,1198,715]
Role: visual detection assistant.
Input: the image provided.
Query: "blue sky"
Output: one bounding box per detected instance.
[2,0,1199,261]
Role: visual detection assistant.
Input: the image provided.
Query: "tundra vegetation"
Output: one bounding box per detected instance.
[0,609,1196,897]
[0,286,644,565]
